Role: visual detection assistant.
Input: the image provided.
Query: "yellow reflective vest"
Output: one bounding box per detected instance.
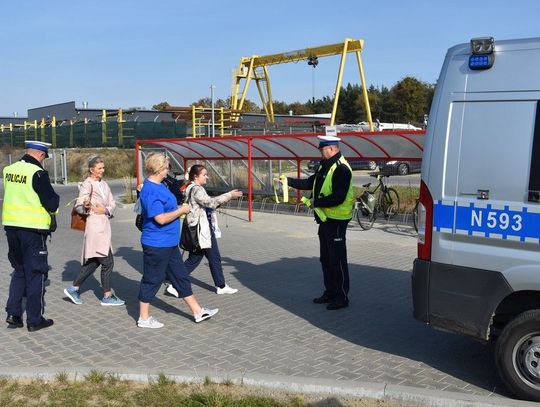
[311,156,354,222]
[2,161,51,230]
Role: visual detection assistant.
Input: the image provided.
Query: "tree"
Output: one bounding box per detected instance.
[241,99,262,113]
[337,83,363,123]
[153,101,171,110]
[156,77,435,126]
[192,97,261,112]
[386,77,432,123]
[191,97,212,107]
[287,101,312,115]
[271,100,290,115]
[380,85,400,123]
[365,85,383,122]
[308,96,333,115]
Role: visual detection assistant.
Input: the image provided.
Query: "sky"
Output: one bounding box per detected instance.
[2,0,539,117]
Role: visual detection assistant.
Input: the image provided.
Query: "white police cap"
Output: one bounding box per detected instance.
[317,135,341,148]
[25,140,51,157]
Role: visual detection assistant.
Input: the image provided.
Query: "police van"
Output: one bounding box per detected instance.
[412,37,540,401]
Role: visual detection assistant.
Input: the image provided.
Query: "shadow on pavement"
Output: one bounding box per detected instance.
[114,246,195,323]
[348,220,418,239]
[225,255,508,397]
[61,259,102,302]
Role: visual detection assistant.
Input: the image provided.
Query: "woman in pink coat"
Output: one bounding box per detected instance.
[64,156,124,306]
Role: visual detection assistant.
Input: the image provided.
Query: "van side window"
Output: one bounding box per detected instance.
[451,101,536,203]
[528,101,540,203]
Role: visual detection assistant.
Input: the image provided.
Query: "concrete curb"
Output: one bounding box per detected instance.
[0,367,534,406]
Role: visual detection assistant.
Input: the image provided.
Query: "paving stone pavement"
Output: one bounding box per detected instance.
[0,184,519,404]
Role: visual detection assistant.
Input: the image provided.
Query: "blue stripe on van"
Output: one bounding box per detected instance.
[433,201,540,242]
[433,200,454,231]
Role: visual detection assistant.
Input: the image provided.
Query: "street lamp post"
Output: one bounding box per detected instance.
[210,84,216,137]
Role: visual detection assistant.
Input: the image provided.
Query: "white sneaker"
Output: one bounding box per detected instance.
[165,283,179,298]
[194,307,219,323]
[216,284,238,295]
[137,316,164,329]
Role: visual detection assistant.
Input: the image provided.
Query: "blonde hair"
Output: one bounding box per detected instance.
[145,153,169,175]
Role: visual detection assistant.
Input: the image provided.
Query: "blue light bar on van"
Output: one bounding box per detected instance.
[469,55,494,70]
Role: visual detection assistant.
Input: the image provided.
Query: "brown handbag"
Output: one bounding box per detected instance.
[71,184,93,232]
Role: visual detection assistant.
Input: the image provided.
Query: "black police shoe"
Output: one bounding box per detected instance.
[27,318,54,332]
[326,300,349,310]
[6,315,23,328]
[313,294,333,304]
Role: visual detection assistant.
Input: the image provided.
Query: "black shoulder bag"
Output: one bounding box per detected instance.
[180,187,200,252]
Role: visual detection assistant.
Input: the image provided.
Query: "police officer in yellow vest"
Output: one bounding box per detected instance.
[3,141,59,331]
[287,135,354,310]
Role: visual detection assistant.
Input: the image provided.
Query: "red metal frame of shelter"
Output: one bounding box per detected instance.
[135,130,425,221]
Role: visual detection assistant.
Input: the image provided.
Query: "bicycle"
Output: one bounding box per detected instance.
[356,173,400,230]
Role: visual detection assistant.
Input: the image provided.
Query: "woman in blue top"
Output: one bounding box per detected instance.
[137,153,218,328]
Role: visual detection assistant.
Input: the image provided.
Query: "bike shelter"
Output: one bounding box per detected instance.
[136,130,425,221]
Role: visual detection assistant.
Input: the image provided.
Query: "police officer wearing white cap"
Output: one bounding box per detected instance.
[287,135,354,310]
[2,140,59,331]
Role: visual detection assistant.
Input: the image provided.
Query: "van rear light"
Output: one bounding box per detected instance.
[417,202,427,244]
[417,180,433,260]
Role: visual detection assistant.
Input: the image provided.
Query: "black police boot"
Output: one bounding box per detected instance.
[27,318,54,332]
[6,315,23,328]
[313,293,333,304]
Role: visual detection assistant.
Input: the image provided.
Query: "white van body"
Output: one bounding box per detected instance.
[412,37,540,401]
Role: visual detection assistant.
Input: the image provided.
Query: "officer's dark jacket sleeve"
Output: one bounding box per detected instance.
[21,155,59,212]
[312,163,352,208]
[287,174,316,190]
[32,171,60,212]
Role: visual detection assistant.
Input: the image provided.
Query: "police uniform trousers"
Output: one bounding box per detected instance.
[318,219,350,302]
[5,229,49,325]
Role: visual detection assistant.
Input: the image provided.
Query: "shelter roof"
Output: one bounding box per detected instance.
[136,131,425,162]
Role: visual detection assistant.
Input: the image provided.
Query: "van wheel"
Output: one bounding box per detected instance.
[397,163,409,175]
[495,310,540,401]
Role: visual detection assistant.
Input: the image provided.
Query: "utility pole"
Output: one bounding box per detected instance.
[210,84,216,137]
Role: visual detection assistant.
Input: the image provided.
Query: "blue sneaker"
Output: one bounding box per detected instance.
[101,294,125,306]
[64,287,82,305]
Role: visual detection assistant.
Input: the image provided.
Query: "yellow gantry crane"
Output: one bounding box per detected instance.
[230,38,374,129]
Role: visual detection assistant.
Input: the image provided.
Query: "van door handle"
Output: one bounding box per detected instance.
[459,189,489,200]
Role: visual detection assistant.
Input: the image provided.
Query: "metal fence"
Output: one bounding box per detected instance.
[0,121,187,149]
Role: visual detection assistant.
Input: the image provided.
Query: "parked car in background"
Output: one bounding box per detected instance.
[307,159,378,173]
[378,160,421,176]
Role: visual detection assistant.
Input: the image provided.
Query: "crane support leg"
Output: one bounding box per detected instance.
[356,51,373,131]
[330,40,350,126]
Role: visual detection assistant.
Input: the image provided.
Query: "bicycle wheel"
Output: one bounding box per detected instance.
[356,200,376,230]
[382,188,400,219]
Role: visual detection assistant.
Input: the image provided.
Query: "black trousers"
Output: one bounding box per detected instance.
[184,229,226,288]
[73,249,114,292]
[5,229,49,325]
[318,219,350,302]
